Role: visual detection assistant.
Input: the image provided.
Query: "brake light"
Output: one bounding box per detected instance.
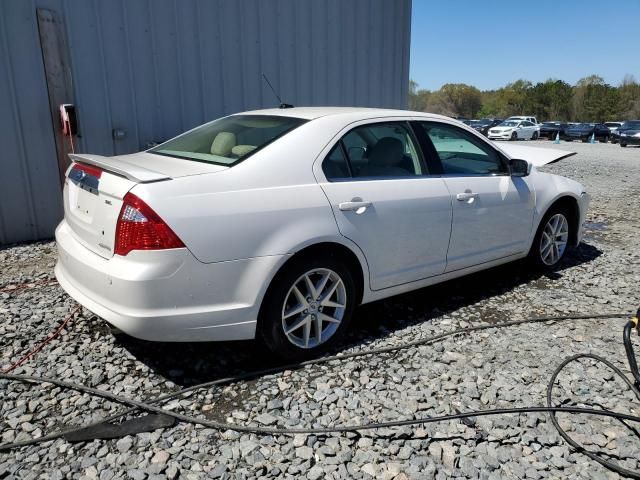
[114,193,185,256]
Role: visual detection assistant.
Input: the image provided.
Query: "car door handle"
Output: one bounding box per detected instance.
[456,192,479,201]
[338,200,372,213]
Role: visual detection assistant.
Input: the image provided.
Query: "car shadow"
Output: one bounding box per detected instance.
[114,242,602,387]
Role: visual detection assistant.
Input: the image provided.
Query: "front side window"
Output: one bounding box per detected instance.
[341,123,425,178]
[419,122,508,175]
[150,115,307,166]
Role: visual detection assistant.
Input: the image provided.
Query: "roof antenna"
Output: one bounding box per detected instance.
[262,73,294,109]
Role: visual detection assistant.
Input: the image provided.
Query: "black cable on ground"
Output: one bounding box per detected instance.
[1,311,639,478]
[547,353,640,479]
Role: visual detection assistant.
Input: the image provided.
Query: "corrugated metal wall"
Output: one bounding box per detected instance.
[0,0,412,244]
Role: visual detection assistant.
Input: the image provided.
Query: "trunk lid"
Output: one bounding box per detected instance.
[63,152,226,258]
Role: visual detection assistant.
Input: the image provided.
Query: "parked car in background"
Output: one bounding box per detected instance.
[470,118,504,136]
[54,107,589,359]
[604,122,624,144]
[488,120,539,140]
[618,120,640,147]
[539,121,569,140]
[563,123,610,143]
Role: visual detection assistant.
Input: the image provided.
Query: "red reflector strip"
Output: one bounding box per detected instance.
[72,163,103,179]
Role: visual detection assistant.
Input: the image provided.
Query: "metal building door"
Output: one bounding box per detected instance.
[36,8,76,185]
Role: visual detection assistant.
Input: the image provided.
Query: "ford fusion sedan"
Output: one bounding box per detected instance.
[55,107,589,359]
[618,120,640,147]
[487,120,539,141]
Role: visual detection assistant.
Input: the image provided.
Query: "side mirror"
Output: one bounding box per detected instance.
[510,158,531,177]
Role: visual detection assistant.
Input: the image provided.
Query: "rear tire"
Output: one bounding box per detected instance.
[528,207,572,270]
[511,132,518,141]
[258,254,357,360]
[532,131,538,140]
[621,143,627,148]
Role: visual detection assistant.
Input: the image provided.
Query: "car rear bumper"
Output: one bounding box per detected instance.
[55,220,286,342]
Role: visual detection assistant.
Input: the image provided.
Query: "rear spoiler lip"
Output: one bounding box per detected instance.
[68,153,171,183]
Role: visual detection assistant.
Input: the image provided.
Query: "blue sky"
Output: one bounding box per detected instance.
[410,0,640,91]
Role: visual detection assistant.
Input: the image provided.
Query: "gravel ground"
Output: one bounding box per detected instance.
[1,141,639,479]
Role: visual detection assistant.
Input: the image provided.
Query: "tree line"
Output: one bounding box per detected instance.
[408,74,640,122]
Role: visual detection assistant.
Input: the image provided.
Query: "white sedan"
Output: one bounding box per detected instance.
[55,107,589,359]
[488,120,539,141]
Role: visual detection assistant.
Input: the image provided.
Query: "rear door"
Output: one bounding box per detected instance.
[415,121,534,272]
[317,121,452,290]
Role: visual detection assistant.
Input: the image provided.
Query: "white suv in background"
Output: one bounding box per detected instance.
[507,116,539,125]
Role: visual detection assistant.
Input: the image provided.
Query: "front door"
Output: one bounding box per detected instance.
[318,121,453,290]
[415,121,535,272]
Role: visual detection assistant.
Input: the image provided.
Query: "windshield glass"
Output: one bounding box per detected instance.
[569,123,589,129]
[499,121,519,127]
[622,121,640,129]
[604,122,621,127]
[150,115,307,165]
[542,122,559,126]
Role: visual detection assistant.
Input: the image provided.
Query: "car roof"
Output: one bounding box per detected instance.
[237,106,454,122]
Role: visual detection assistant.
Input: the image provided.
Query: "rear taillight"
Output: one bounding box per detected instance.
[114,193,185,256]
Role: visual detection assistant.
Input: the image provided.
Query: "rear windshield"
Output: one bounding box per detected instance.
[622,121,640,129]
[150,115,307,166]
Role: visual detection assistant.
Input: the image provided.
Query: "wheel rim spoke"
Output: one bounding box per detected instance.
[315,272,331,298]
[291,286,308,307]
[303,319,311,347]
[303,274,317,299]
[321,298,345,309]
[283,303,307,319]
[319,312,341,324]
[285,315,309,335]
[314,315,323,343]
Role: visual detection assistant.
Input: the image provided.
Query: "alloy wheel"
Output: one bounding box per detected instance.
[540,213,569,266]
[281,268,347,349]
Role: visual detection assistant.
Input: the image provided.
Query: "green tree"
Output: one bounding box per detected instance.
[618,74,640,119]
[408,80,432,112]
[529,80,573,120]
[427,83,482,117]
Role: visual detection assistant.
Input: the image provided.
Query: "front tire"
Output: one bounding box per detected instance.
[532,131,538,140]
[511,131,518,141]
[621,143,627,147]
[258,255,356,360]
[529,208,571,270]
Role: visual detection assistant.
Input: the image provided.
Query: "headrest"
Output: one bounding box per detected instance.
[210,132,236,156]
[231,145,257,157]
[368,137,404,167]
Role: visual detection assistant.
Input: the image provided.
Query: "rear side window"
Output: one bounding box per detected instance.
[322,144,351,180]
[150,115,306,166]
[344,123,425,179]
[418,122,507,175]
